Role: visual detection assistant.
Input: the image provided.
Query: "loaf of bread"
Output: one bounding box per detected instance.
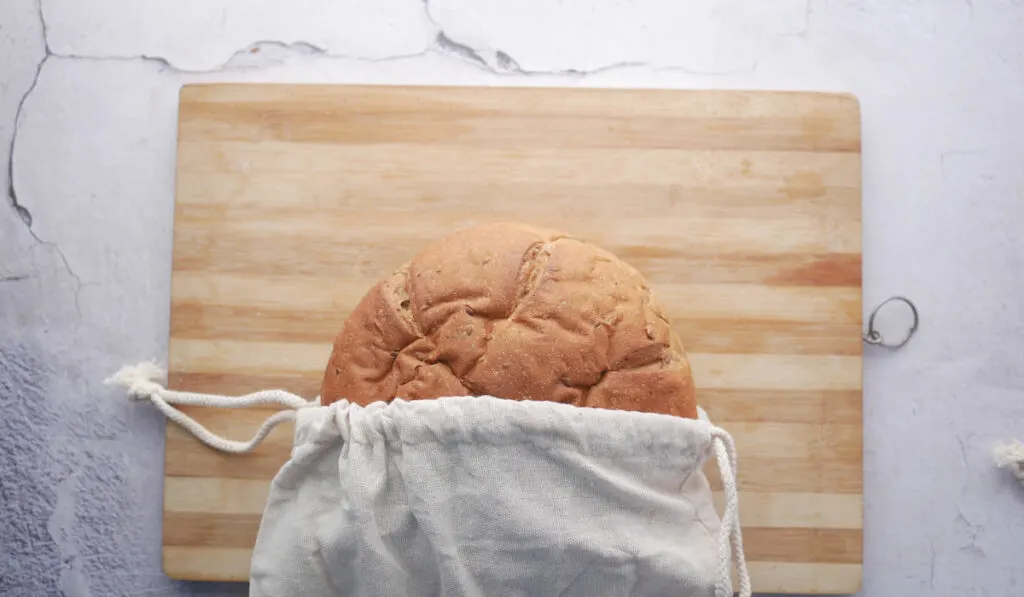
[320,223,697,418]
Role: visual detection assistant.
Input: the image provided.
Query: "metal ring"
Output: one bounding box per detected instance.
[864,296,919,349]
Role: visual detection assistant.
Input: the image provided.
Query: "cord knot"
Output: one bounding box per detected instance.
[104,360,168,401]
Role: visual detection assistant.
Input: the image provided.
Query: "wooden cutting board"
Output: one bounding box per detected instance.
[165,84,863,594]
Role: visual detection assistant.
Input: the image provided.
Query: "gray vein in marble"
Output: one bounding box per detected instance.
[6,0,49,230]
[7,0,84,326]
[29,0,758,78]
[434,32,489,67]
[6,64,40,229]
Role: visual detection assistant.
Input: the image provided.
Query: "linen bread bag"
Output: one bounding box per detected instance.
[109,223,750,597]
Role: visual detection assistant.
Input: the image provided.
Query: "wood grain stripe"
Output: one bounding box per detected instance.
[712,491,862,529]
[170,302,862,356]
[170,303,346,345]
[728,422,861,460]
[171,273,862,325]
[181,85,860,122]
[163,546,251,582]
[170,272,370,312]
[169,370,322,397]
[611,252,861,287]
[174,204,860,255]
[168,340,862,391]
[742,562,863,594]
[172,197,860,256]
[166,450,862,493]
[173,235,860,286]
[743,528,862,564]
[708,456,862,494]
[700,389,862,424]
[657,284,861,324]
[688,353,861,391]
[180,109,859,153]
[168,339,330,376]
[678,318,862,355]
[169,407,297,444]
[164,477,271,515]
[177,142,860,189]
[165,442,290,480]
[174,180,861,221]
[165,512,261,548]
[166,422,292,480]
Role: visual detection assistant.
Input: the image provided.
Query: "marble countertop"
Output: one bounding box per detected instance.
[2,0,1024,595]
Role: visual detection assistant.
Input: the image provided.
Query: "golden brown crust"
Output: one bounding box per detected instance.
[320,222,697,419]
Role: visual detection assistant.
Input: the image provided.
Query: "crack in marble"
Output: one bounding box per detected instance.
[422,0,517,73]
[928,540,936,589]
[420,0,760,77]
[956,434,970,468]
[6,57,42,229]
[25,0,763,78]
[953,505,986,557]
[435,31,489,67]
[422,0,644,77]
[7,0,51,229]
[421,0,759,77]
[493,50,521,71]
[48,40,429,74]
[48,51,176,70]
[8,0,84,326]
[6,0,48,231]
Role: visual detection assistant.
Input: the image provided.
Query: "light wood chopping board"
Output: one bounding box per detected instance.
[165,84,863,594]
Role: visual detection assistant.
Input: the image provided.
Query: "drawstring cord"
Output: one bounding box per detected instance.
[104,361,318,454]
[710,427,751,597]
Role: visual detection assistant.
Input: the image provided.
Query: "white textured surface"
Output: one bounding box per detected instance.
[1,0,1023,595]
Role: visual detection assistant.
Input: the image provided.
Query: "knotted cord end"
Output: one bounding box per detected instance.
[105,361,168,400]
[994,440,1024,485]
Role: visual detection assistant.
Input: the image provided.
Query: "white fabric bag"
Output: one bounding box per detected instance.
[109,362,750,597]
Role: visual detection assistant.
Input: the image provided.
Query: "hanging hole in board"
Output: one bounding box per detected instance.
[864,296,919,349]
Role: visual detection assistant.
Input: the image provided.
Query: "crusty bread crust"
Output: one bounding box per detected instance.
[320,223,697,418]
